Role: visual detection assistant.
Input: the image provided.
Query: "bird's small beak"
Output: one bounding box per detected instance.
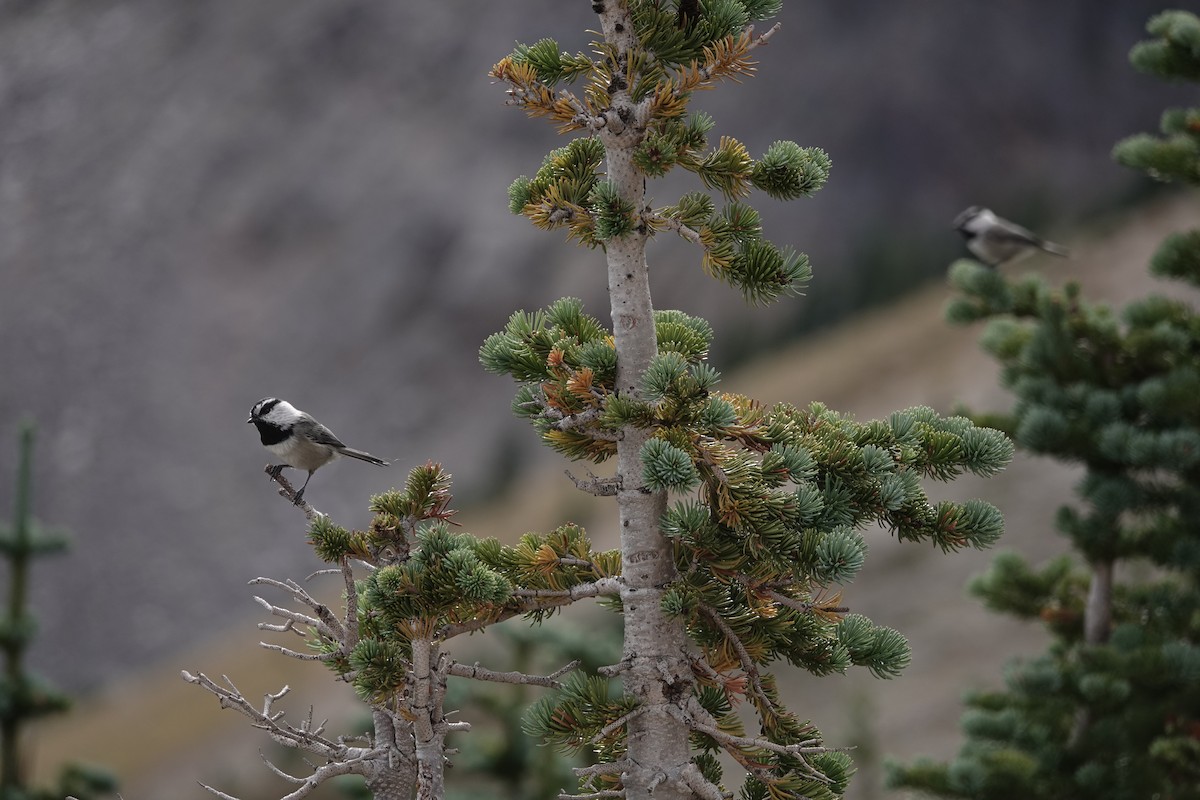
[246,417,254,424]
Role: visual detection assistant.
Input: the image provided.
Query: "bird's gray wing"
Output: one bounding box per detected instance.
[295,419,347,449]
[989,221,1042,245]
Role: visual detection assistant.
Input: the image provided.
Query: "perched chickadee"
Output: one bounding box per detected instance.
[247,397,388,504]
[954,206,1070,267]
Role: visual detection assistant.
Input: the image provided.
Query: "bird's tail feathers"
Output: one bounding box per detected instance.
[1040,239,1070,258]
[340,448,389,467]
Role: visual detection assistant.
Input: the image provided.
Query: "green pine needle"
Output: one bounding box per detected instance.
[642,437,701,491]
[751,142,832,200]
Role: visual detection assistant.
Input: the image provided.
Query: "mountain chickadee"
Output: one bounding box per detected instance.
[248,397,388,504]
[954,206,1070,267]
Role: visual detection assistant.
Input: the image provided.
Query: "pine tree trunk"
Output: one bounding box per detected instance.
[1070,557,1115,746]
[605,187,695,800]
[597,4,696,792]
[365,710,417,800]
[1083,558,1113,645]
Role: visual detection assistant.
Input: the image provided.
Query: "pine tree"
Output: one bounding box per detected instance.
[0,425,117,800]
[483,3,1013,798]
[888,10,1200,800]
[187,3,1013,798]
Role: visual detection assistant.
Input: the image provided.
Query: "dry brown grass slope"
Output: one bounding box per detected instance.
[32,193,1200,799]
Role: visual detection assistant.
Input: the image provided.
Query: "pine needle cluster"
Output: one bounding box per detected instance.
[493,0,830,305]
[306,462,619,702]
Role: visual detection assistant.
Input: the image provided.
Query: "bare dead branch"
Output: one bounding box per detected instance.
[574,760,627,780]
[447,659,580,688]
[263,465,324,521]
[251,577,345,640]
[597,656,633,677]
[198,781,242,800]
[182,672,361,758]
[258,617,300,635]
[183,670,396,799]
[259,642,338,661]
[509,576,622,600]
[566,468,621,496]
[557,555,599,570]
[253,596,321,632]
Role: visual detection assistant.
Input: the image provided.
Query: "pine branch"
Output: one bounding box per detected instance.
[181,672,384,768]
[592,703,651,744]
[597,656,634,678]
[341,556,360,652]
[765,589,850,617]
[574,759,628,785]
[509,583,618,599]
[249,577,346,645]
[678,762,726,800]
[263,465,324,521]
[490,59,602,133]
[549,406,613,433]
[647,211,703,246]
[410,639,446,799]
[566,469,621,496]
[682,699,834,785]
[187,554,417,798]
[668,24,783,101]
[200,750,378,800]
[686,709,829,760]
[258,643,338,662]
[696,603,774,712]
[447,659,580,688]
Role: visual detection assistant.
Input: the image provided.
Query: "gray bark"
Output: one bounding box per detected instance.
[596,3,697,798]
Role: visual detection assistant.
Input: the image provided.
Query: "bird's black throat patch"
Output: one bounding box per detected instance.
[253,419,290,446]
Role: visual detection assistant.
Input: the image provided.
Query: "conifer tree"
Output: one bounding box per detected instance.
[483,3,1012,798]
[0,425,117,800]
[888,10,1200,800]
[187,3,1013,798]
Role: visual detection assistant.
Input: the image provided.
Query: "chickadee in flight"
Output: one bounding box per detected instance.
[954,206,1070,267]
[248,397,388,504]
